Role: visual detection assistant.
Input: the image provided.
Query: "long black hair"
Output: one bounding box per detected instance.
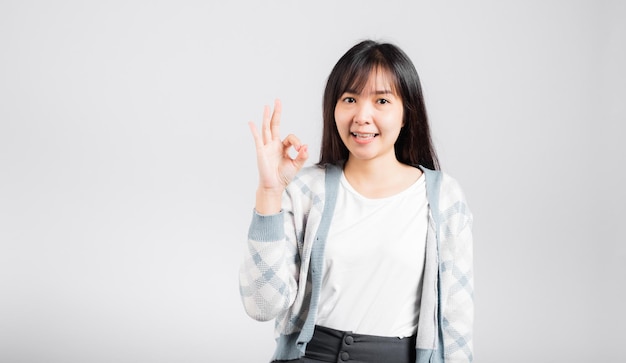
[318,40,439,170]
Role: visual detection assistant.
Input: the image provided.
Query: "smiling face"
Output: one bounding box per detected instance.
[334,68,404,164]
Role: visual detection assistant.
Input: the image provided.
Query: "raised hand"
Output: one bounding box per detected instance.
[249,99,308,214]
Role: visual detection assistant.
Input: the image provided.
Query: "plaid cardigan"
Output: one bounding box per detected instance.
[239,164,474,363]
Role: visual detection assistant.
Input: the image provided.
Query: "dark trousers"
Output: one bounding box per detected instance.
[273,325,417,363]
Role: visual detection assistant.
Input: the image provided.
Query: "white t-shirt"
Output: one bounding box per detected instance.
[316,172,429,338]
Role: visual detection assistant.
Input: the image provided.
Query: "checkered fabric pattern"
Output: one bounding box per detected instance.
[240,166,326,335]
[239,165,474,362]
[437,177,474,363]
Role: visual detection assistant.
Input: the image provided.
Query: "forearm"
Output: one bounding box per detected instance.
[443,210,474,362]
[239,210,298,321]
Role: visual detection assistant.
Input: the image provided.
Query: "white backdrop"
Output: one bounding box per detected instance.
[1,1,624,362]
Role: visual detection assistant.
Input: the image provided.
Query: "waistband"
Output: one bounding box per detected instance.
[304,325,416,363]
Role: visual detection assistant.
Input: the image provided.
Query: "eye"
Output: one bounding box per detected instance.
[343,97,356,103]
[377,98,390,104]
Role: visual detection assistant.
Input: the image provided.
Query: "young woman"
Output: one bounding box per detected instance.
[240,40,474,363]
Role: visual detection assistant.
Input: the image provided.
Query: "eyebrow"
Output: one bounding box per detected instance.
[344,89,395,95]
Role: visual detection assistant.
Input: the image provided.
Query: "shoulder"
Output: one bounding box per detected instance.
[284,164,333,215]
[420,166,467,202]
[440,172,467,202]
[285,164,329,197]
[420,166,472,228]
[292,164,326,186]
[419,169,473,243]
[295,164,327,180]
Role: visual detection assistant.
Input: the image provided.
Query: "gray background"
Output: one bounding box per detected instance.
[1,1,624,362]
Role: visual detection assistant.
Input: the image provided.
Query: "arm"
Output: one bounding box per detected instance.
[239,207,300,321]
[439,177,474,363]
[239,99,309,321]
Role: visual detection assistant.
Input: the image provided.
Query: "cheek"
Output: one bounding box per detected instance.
[334,109,350,129]
[395,108,405,129]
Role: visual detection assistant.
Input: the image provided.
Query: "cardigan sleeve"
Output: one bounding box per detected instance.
[439,175,474,363]
[238,189,303,322]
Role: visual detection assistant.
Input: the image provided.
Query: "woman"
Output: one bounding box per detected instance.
[240,40,474,363]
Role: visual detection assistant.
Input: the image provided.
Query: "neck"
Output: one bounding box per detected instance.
[343,154,405,183]
[342,154,421,199]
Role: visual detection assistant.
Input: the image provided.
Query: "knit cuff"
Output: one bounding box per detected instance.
[248,209,285,242]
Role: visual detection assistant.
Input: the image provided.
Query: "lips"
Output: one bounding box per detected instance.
[350,131,378,144]
[351,132,379,138]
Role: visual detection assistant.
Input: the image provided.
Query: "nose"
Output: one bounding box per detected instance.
[353,102,373,125]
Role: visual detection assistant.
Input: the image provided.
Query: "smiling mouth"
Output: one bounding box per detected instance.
[351,132,379,138]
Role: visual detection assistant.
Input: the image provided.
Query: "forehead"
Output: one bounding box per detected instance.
[345,67,399,95]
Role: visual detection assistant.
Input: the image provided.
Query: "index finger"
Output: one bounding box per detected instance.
[248,121,263,149]
[270,98,282,141]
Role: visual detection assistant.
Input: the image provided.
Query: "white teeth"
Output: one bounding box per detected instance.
[352,132,377,138]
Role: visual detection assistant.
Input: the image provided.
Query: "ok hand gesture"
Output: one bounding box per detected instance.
[249,99,308,213]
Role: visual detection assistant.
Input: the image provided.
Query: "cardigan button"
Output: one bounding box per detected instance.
[340,351,349,361]
[344,335,354,345]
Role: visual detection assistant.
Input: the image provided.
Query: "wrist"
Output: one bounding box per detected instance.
[255,188,283,215]
[256,186,284,198]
